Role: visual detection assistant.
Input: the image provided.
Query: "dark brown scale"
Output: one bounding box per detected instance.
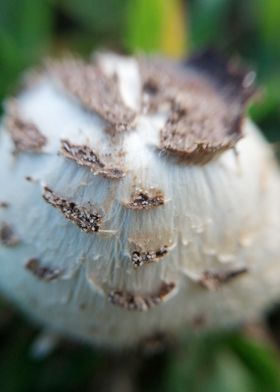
[126,189,165,210]
[132,246,168,267]
[50,59,136,132]
[0,223,20,246]
[25,258,63,282]
[199,267,248,291]
[42,187,103,232]
[192,314,207,329]
[108,282,176,311]
[5,105,47,153]
[60,140,125,179]
[139,50,256,164]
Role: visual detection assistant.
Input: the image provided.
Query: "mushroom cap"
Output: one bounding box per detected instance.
[0,51,280,347]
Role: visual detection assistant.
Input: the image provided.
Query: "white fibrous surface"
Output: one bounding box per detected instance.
[0,51,280,347]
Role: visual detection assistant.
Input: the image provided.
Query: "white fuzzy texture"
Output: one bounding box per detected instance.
[0,54,280,347]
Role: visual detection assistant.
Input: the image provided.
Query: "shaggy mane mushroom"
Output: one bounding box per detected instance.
[0,50,279,348]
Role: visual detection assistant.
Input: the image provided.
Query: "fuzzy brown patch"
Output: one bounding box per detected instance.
[43,187,103,232]
[108,282,176,311]
[25,258,63,282]
[140,51,255,104]
[60,139,125,179]
[139,56,180,98]
[50,59,136,132]
[139,51,256,163]
[192,314,207,329]
[0,202,9,209]
[160,96,242,164]
[5,105,47,153]
[139,56,219,113]
[199,267,248,291]
[132,245,168,268]
[140,332,171,354]
[0,223,20,246]
[125,189,165,210]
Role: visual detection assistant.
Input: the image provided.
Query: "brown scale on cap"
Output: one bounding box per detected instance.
[160,95,242,164]
[0,202,9,209]
[50,59,136,133]
[139,55,222,112]
[42,186,103,233]
[60,139,125,179]
[5,104,47,153]
[199,267,248,291]
[140,332,170,354]
[139,56,182,98]
[131,245,169,268]
[140,50,256,164]
[191,314,207,330]
[25,258,63,282]
[0,223,20,246]
[125,188,165,210]
[108,282,176,311]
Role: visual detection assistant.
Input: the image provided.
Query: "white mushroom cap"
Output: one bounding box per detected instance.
[0,50,280,347]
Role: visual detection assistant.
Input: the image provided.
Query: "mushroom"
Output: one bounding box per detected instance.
[0,50,280,348]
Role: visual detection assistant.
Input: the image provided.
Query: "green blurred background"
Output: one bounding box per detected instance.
[0,1,280,391]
